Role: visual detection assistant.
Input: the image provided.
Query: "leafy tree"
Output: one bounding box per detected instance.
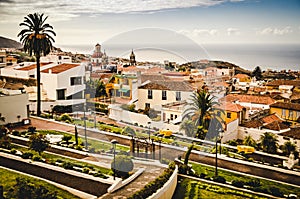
[252,66,262,80]
[18,13,56,116]
[29,133,49,155]
[243,135,257,148]
[6,177,57,199]
[95,80,107,99]
[111,155,134,178]
[122,126,136,136]
[259,132,278,154]
[180,119,196,137]
[62,135,72,145]
[280,141,296,156]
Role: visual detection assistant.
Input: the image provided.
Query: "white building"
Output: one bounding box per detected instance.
[137,80,193,111]
[1,61,86,113]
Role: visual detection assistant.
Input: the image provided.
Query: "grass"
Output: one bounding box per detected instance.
[11,144,111,175]
[36,130,130,153]
[173,177,268,199]
[0,167,81,199]
[190,161,300,196]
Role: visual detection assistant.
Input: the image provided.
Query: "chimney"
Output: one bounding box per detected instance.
[49,69,52,74]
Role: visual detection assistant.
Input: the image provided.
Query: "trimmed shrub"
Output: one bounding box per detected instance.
[269,187,284,197]
[10,148,17,154]
[232,180,244,188]
[246,179,261,187]
[59,114,73,123]
[21,151,33,159]
[82,168,90,174]
[32,155,42,162]
[62,162,74,170]
[12,130,20,136]
[111,155,134,178]
[213,176,226,183]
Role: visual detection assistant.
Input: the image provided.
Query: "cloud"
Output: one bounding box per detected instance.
[177,29,219,37]
[257,26,293,35]
[0,0,242,23]
[227,28,240,36]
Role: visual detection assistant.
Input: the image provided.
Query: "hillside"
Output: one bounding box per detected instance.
[0,36,22,49]
[180,60,251,75]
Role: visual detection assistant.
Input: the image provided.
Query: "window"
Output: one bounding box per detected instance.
[148,90,153,99]
[57,89,66,100]
[170,114,173,120]
[227,112,231,118]
[176,91,181,101]
[145,103,150,109]
[70,77,82,86]
[162,90,167,100]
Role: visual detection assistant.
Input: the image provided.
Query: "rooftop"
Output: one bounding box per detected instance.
[17,62,52,71]
[270,102,300,111]
[41,63,80,74]
[220,94,275,105]
[266,79,300,87]
[139,80,193,92]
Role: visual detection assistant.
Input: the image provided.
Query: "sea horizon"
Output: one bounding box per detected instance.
[56,43,300,72]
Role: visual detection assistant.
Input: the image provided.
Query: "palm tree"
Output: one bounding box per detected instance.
[281,141,296,156]
[18,13,56,116]
[259,132,278,154]
[183,89,224,139]
[243,135,257,148]
[180,118,196,137]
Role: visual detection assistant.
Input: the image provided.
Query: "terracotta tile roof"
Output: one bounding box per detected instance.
[217,102,243,112]
[233,74,250,79]
[266,79,300,87]
[220,94,275,105]
[263,121,289,131]
[139,80,193,92]
[141,74,171,83]
[242,113,284,129]
[279,128,300,139]
[212,81,229,87]
[17,62,52,71]
[270,102,300,111]
[41,63,80,74]
[291,92,300,101]
[262,113,282,124]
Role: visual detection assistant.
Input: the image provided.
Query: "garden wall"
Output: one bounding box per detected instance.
[0,153,111,197]
[147,165,178,199]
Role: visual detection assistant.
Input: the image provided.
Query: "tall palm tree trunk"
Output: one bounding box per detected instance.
[36,55,41,116]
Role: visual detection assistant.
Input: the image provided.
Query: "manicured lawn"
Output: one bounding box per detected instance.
[11,144,111,175]
[173,177,267,199]
[0,167,81,199]
[190,161,300,197]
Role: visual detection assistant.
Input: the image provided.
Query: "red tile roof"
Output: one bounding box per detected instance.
[41,63,80,74]
[17,62,52,71]
[220,94,275,105]
[263,121,289,131]
[270,102,300,111]
[266,79,300,87]
[139,80,193,92]
[280,128,300,139]
[233,74,250,79]
[217,102,243,112]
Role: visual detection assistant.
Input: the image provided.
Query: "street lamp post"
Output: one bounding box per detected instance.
[111,139,118,180]
[148,121,151,141]
[215,131,224,177]
[94,111,96,128]
[158,134,163,161]
[83,103,88,151]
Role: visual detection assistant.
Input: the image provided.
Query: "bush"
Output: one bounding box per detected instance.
[213,176,226,183]
[10,148,17,154]
[269,186,284,197]
[246,179,261,187]
[32,155,42,162]
[232,180,244,188]
[21,151,33,159]
[60,114,73,123]
[82,168,90,174]
[12,130,20,136]
[111,155,134,178]
[62,162,74,170]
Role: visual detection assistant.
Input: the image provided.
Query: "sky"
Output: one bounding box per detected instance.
[0,0,300,48]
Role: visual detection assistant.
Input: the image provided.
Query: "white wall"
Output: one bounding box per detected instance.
[137,89,192,111]
[0,93,28,125]
[222,119,239,143]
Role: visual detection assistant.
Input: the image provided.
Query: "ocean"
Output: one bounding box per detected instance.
[56,43,300,71]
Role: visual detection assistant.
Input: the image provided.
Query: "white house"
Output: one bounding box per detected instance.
[1,61,86,112]
[137,80,193,111]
